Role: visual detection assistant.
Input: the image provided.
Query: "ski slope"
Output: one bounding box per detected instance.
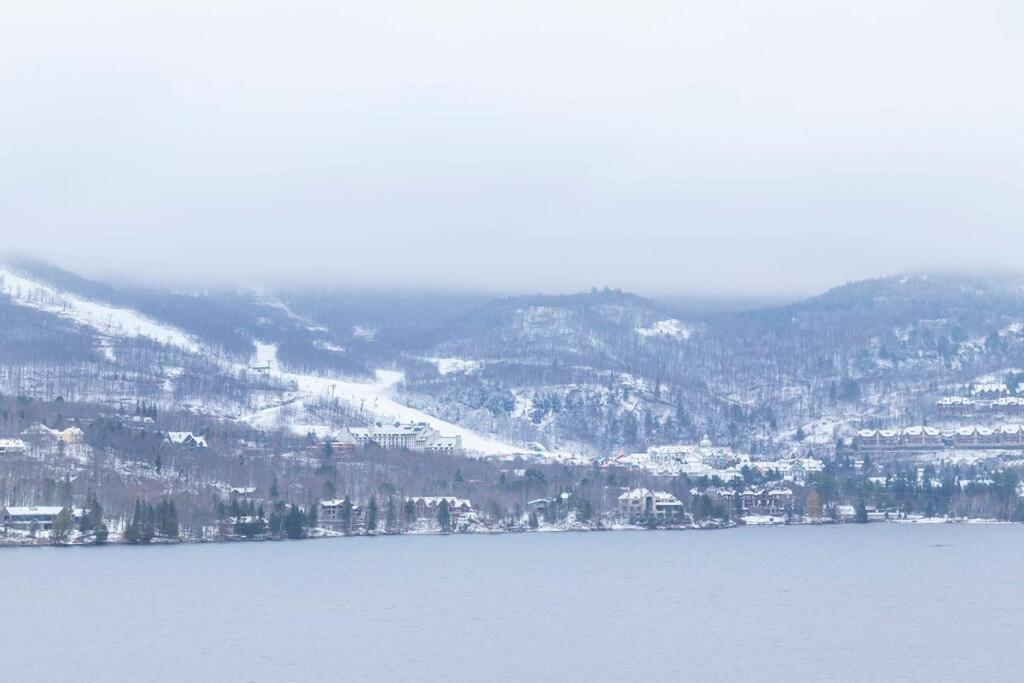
[250,343,524,456]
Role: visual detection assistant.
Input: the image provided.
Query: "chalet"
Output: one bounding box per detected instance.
[991,397,1024,417]
[936,396,977,417]
[0,438,27,455]
[319,499,363,527]
[854,429,900,450]
[404,496,474,521]
[971,383,1009,399]
[0,505,66,531]
[951,426,999,447]
[900,426,943,447]
[165,432,208,448]
[997,424,1024,447]
[617,488,685,521]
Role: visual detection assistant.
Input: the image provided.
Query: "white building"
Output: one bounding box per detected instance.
[348,422,463,455]
[0,438,27,455]
[0,505,66,530]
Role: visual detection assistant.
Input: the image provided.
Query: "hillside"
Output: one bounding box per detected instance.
[4,261,1024,457]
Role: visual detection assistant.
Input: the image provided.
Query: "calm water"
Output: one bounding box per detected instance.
[1,525,1021,682]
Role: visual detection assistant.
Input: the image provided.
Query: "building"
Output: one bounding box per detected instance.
[319,499,363,527]
[404,496,473,521]
[971,383,1009,399]
[348,422,463,455]
[0,505,66,530]
[19,424,85,446]
[165,432,208,448]
[617,488,685,521]
[0,438,27,455]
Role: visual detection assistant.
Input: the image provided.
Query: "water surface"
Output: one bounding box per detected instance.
[1,525,1020,681]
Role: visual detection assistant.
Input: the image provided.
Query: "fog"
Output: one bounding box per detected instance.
[1,2,1021,296]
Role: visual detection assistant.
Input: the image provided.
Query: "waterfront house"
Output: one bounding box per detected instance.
[0,505,66,531]
[617,488,684,521]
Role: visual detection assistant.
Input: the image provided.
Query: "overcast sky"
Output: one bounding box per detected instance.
[1,2,1021,296]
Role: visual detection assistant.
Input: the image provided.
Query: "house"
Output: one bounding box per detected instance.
[991,397,1024,417]
[971,383,1009,399]
[165,432,208,448]
[900,426,943,447]
[404,496,473,521]
[936,396,976,417]
[617,488,685,521]
[0,438,27,455]
[19,424,85,446]
[0,505,66,530]
[348,422,463,455]
[854,429,900,450]
[319,499,363,527]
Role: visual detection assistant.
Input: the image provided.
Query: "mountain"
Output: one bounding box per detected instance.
[3,260,1024,457]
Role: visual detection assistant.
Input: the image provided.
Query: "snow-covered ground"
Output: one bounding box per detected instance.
[0,266,200,353]
[0,266,530,457]
[426,357,482,375]
[247,343,524,455]
[636,319,692,340]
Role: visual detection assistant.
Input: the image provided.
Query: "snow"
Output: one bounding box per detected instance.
[0,266,200,353]
[636,319,692,340]
[427,357,482,375]
[246,343,524,456]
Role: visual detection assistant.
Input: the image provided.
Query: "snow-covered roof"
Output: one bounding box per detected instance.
[0,438,27,450]
[166,432,208,447]
[2,506,65,516]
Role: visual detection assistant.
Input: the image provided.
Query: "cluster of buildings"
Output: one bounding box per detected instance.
[318,496,474,529]
[343,422,463,455]
[936,396,1024,418]
[605,436,824,485]
[607,435,743,478]
[697,486,795,516]
[854,425,1024,451]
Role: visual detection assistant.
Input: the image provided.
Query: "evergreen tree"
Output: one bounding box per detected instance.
[340,496,353,533]
[366,495,379,532]
[528,511,539,529]
[124,499,143,543]
[284,505,306,539]
[385,496,397,533]
[437,499,452,533]
[306,503,318,530]
[403,499,416,530]
[855,499,869,524]
[50,508,73,544]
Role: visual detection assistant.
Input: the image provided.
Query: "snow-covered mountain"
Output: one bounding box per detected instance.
[5,260,1024,458]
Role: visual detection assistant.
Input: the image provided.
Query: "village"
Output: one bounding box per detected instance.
[6,377,1024,548]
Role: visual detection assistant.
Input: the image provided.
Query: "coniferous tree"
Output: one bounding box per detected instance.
[385,496,397,533]
[437,499,452,532]
[366,495,379,532]
[50,508,73,544]
[340,496,353,533]
[284,505,306,539]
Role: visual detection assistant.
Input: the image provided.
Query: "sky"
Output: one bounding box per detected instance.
[1,1,1021,297]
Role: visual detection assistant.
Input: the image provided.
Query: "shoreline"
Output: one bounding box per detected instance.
[1,515,1012,549]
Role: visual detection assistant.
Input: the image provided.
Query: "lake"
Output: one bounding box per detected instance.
[1,524,1021,682]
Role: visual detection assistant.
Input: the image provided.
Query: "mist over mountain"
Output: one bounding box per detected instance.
[4,257,1024,458]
